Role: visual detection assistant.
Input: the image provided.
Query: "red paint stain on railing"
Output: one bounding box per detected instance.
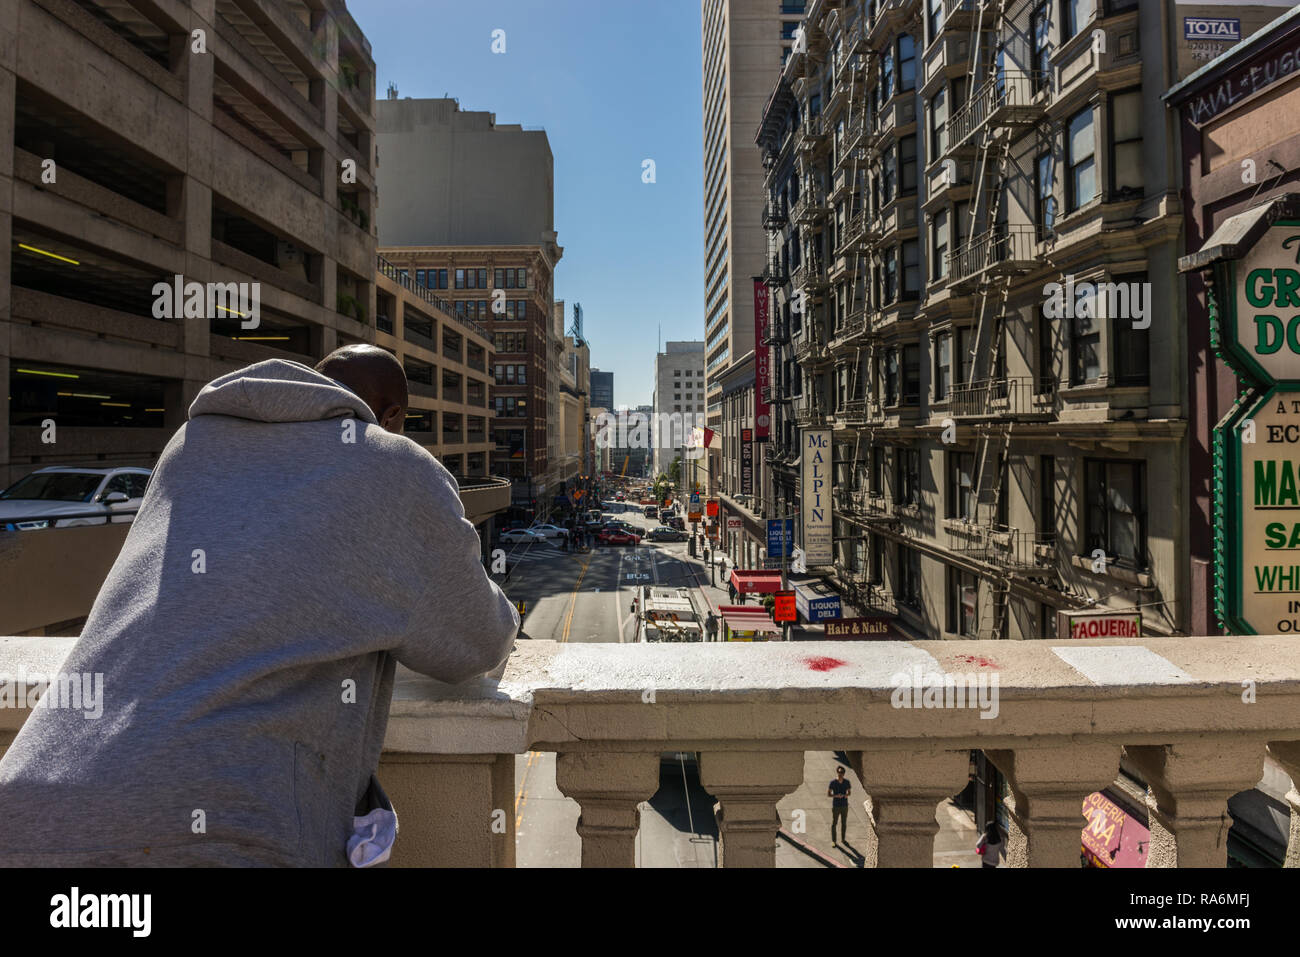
[804,656,847,672]
[953,654,999,668]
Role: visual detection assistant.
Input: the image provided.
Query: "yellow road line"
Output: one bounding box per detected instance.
[516,555,593,828]
[560,555,592,644]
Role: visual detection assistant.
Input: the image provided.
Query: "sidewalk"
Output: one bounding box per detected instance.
[773,752,983,868]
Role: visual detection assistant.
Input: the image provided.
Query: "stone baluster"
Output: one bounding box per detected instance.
[1126,740,1266,868]
[699,751,804,867]
[986,744,1120,867]
[555,751,660,867]
[1265,742,1300,868]
[849,748,970,867]
[379,752,515,867]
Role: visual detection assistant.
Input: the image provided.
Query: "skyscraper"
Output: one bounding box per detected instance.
[652,341,706,479]
[590,369,615,411]
[701,1,799,431]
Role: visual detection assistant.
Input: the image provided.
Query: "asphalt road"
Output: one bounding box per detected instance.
[493,506,724,866]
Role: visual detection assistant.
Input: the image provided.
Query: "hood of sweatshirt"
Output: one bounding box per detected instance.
[188,358,377,425]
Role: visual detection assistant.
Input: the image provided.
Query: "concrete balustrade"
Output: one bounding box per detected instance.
[2,635,1299,867]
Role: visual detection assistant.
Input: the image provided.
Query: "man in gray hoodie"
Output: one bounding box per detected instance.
[0,349,519,866]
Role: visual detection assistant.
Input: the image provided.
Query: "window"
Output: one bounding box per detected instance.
[494,269,504,290]
[1113,272,1150,386]
[896,448,921,506]
[455,269,466,289]
[947,566,978,636]
[880,45,895,103]
[1085,459,1146,567]
[930,88,948,157]
[416,269,426,287]
[884,248,898,304]
[1031,3,1052,89]
[674,370,682,377]
[900,135,918,194]
[1037,308,1055,393]
[882,149,897,205]
[1110,90,1143,196]
[903,239,920,297]
[871,534,885,585]
[947,451,975,520]
[870,446,885,495]
[517,268,528,288]
[1066,106,1097,211]
[477,269,488,288]
[437,269,448,289]
[1035,153,1056,238]
[885,348,900,406]
[1039,455,1056,541]
[933,209,950,280]
[928,0,944,42]
[902,344,920,403]
[898,34,916,92]
[935,331,953,399]
[1071,300,1101,385]
[995,453,1009,527]
[899,545,922,607]
[1063,0,1095,39]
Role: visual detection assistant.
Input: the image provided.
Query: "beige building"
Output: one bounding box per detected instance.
[702,0,800,494]
[759,0,1188,639]
[553,301,590,493]
[374,259,493,478]
[2,0,378,487]
[376,244,561,516]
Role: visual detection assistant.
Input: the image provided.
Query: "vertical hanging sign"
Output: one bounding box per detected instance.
[801,429,833,565]
[754,279,772,441]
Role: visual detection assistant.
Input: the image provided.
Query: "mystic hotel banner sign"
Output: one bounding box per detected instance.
[1205,211,1300,634]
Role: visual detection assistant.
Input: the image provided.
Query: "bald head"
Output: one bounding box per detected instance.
[315,345,408,434]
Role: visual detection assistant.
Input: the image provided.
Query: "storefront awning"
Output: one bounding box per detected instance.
[718,605,782,635]
[729,569,783,594]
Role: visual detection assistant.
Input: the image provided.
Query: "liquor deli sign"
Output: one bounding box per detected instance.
[1208,212,1300,634]
[1221,383,1300,634]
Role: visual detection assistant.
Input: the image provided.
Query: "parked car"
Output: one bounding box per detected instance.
[0,466,151,530]
[499,528,550,545]
[528,523,570,541]
[596,528,641,546]
[643,505,658,519]
[645,525,688,542]
[667,516,687,531]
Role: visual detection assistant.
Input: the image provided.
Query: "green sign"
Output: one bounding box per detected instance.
[1212,217,1300,634]
[1218,222,1300,383]
[1219,383,1300,634]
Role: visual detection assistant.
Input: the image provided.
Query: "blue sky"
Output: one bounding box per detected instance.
[351,1,705,409]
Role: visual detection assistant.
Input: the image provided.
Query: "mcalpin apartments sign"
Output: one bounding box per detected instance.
[1197,202,1300,633]
[801,429,833,566]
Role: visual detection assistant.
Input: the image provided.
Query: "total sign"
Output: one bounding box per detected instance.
[1222,223,1300,383]
[1221,383,1300,634]
[801,430,833,565]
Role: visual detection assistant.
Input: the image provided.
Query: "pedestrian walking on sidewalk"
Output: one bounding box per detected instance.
[828,765,851,844]
[728,580,737,604]
[976,820,1003,868]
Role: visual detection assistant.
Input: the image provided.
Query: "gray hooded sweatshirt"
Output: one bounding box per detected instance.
[0,359,519,866]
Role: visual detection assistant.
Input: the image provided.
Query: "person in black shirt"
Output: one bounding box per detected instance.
[828,765,851,844]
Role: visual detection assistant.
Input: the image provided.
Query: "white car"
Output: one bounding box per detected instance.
[0,466,151,530]
[500,528,549,544]
[528,523,570,541]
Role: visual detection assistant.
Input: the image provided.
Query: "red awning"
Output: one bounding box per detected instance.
[718,605,782,634]
[729,569,783,595]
